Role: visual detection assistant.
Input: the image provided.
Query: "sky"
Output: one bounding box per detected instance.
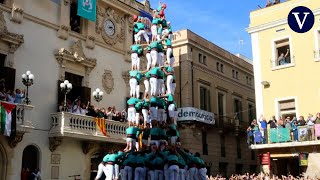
[138,0,267,60]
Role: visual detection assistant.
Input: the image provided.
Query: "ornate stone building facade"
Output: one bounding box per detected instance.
[172,30,257,177]
[0,0,152,179]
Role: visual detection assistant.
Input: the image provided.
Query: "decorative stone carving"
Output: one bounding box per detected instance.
[55,40,97,82]
[57,25,70,40]
[95,7,106,34]
[7,132,24,148]
[85,35,95,49]
[102,69,114,94]
[0,10,24,53]
[122,70,130,87]
[49,137,62,152]
[143,0,150,11]
[63,0,70,6]
[101,7,125,45]
[82,141,95,154]
[10,6,24,24]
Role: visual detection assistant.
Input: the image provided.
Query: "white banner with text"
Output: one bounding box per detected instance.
[177,107,215,125]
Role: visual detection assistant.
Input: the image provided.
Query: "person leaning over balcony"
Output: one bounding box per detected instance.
[0,79,7,101]
[71,97,82,114]
[259,116,268,144]
[6,90,14,103]
[14,89,25,104]
[80,101,89,115]
[315,113,320,124]
[268,116,277,128]
[277,117,284,128]
[297,116,306,126]
[306,117,315,141]
[285,117,293,140]
[291,118,298,141]
[278,49,289,65]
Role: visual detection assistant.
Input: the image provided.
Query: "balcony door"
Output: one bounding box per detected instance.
[0,54,15,93]
[22,145,40,172]
[90,152,105,180]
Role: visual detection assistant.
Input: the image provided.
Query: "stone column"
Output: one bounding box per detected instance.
[179,46,193,107]
[57,0,71,40]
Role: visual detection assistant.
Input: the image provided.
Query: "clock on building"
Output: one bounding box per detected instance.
[104,20,115,36]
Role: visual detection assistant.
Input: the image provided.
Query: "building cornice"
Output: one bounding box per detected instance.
[247,8,320,34]
[101,0,140,15]
[0,4,126,55]
[173,39,254,75]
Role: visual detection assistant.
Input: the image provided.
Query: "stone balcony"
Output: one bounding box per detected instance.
[0,101,35,148]
[48,112,128,152]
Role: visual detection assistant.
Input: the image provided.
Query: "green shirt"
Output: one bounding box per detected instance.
[168,26,172,33]
[158,98,166,108]
[158,70,165,78]
[108,153,120,162]
[150,127,160,136]
[150,67,160,76]
[131,44,142,52]
[157,43,164,52]
[133,24,139,33]
[150,97,158,104]
[103,154,110,162]
[127,97,140,106]
[152,18,159,24]
[136,22,145,29]
[136,72,143,82]
[150,41,159,49]
[159,128,167,140]
[164,39,172,46]
[135,102,143,111]
[145,71,151,79]
[152,156,164,168]
[162,19,168,27]
[129,70,138,77]
[164,66,174,74]
[167,93,174,103]
[157,26,163,34]
[142,128,150,140]
[167,154,178,162]
[141,100,150,107]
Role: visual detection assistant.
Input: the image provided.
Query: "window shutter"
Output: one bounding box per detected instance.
[207,89,211,112]
[0,67,16,92]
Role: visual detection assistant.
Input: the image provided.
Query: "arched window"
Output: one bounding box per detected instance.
[0,143,7,180]
[22,145,40,172]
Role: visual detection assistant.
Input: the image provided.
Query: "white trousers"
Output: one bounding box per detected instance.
[157,109,165,123]
[114,164,119,179]
[134,167,145,180]
[130,78,137,97]
[170,136,178,146]
[151,25,157,36]
[168,103,175,118]
[163,112,167,124]
[121,166,133,180]
[136,83,140,99]
[151,50,158,67]
[131,53,139,70]
[127,107,136,122]
[172,83,176,95]
[150,107,158,121]
[142,109,149,122]
[168,33,173,41]
[135,112,140,125]
[158,52,164,67]
[178,168,186,180]
[150,77,158,96]
[164,164,169,180]
[162,29,169,36]
[146,52,152,70]
[198,168,207,180]
[157,79,165,96]
[144,79,149,94]
[135,29,149,43]
[155,170,164,180]
[126,138,136,151]
[106,164,114,180]
[188,168,199,180]
[166,75,174,95]
[168,165,179,180]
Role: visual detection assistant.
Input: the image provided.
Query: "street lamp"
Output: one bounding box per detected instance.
[92,88,103,103]
[60,80,72,112]
[22,70,34,105]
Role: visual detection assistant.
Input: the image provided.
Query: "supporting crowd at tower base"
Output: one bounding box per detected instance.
[94,2,208,180]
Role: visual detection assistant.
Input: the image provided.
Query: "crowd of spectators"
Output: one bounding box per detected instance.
[58,97,127,122]
[207,172,317,180]
[247,114,320,145]
[0,79,25,103]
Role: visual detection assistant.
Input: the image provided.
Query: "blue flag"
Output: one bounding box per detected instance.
[77,0,96,22]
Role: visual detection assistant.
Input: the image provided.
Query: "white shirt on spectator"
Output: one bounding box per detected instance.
[7,95,15,103]
[81,108,88,115]
[307,120,314,126]
[72,105,81,114]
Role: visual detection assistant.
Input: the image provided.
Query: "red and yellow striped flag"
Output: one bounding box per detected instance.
[95,117,107,136]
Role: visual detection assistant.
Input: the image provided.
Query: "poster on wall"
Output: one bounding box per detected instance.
[298,126,308,141]
[299,153,308,166]
[314,124,320,139]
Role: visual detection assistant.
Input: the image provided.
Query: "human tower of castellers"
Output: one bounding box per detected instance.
[95,2,207,180]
